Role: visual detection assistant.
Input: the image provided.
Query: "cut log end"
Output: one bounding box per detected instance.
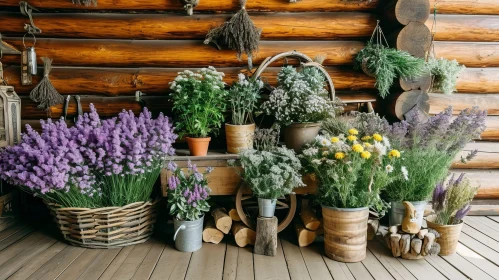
[229,209,242,222]
[203,219,224,244]
[232,222,256,248]
[300,204,321,231]
[394,90,430,120]
[294,218,316,247]
[396,22,432,58]
[395,0,431,25]
[211,207,232,234]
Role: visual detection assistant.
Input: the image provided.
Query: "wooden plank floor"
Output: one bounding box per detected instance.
[1,217,499,279]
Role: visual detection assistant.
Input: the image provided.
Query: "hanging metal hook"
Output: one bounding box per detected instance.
[22,32,36,49]
[20,1,42,34]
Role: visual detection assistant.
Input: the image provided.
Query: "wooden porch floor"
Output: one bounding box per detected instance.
[1,216,499,280]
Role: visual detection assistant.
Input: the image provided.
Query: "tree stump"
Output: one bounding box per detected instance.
[254,216,278,256]
[299,202,321,231]
[203,218,224,244]
[211,207,232,234]
[294,218,316,247]
[232,222,256,248]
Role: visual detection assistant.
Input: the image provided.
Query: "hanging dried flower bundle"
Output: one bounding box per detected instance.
[29,57,64,110]
[204,0,261,69]
[72,0,97,6]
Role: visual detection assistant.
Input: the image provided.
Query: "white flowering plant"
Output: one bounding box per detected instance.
[238,147,305,199]
[229,74,264,125]
[261,66,337,126]
[169,67,228,138]
[300,129,407,210]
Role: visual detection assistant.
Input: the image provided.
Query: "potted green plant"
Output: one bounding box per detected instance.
[382,107,486,228]
[226,73,264,153]
[238,128,304,217]
[170,67,228,156]
[0,105,177,248]
[261,66,336,152]
[427,57,466,94]
[426,173,478,255]
[301,131,406,262]
[166,161,212,252]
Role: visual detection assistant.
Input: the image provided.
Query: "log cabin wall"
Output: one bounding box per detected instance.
[423,1,499,200]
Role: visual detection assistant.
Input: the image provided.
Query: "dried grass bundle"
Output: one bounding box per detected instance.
[29,57,64,110]
[204,0,261,69]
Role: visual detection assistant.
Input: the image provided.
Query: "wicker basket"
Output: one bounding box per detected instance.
[46,199,158,249]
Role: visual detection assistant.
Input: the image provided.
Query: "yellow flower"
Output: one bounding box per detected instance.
[373,133,383,142]
[331,137,340,143]
[347,135,357,141]
[348,128,359,135]
[361,135,371,141]
[389,149,401,158]
[360,151,371,159]
[352,144,364,153]
[363,142,371,147]
[335,152,345,160]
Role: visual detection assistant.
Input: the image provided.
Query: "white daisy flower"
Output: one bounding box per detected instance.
[401,166,409,181]
[385,165,394,173]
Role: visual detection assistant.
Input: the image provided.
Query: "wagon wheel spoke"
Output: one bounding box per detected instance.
[241,196,253,201]
[276,201,289,208]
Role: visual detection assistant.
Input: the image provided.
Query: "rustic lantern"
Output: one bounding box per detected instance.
[0,86,21,147]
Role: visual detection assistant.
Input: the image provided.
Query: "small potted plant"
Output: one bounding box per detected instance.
[238,128,304,217]
[426,173,479,255]
[261,66,337,152]
[226,73,264,153]
[170,67,228,156]
[384,107,487,228]
[427,57,466,94]
[301,131,406,262]
[166,161,212,252]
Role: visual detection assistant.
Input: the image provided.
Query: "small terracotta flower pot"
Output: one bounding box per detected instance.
[426,214,463,256]
[284,122,321,153]
[186,137,211,156]
[225,123,256,154]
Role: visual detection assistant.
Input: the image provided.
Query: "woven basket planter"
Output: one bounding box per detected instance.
[46,199,158,249]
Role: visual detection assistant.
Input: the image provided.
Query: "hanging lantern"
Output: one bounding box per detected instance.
[0,86,21,147]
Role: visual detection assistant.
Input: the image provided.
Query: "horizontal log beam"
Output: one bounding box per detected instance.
[425,15,499,42]
[434,41,499,67]
[1,38,364,67]
[482,117,499,140]
[0,0,379,12]
[0,12,375,40]
[428,0,499,15]
[452,142,499,169]
[3,66,375,96]
[428,93,499,115]
[450,169,499,198]
[456,68,499,93]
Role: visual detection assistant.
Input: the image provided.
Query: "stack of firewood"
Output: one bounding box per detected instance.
[203,206,256,247]
[294,200,323,247]
[384,225,441,259]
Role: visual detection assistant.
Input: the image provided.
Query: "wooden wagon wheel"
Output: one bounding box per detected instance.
[235,182,296,233]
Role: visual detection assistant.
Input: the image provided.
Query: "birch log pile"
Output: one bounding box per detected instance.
[384,225,441,259]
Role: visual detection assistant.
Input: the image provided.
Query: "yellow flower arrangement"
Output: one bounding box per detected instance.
[352,144,364,153]
[347,135,357,141]
[335,152,345,160]
[373,133,383,142]
[389,149,401,158]
[348,128,359,135]
[361,135,371,141]
[331,137,339,143]
[360,151,371,159]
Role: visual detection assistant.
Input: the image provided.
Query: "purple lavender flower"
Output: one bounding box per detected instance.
[167,161,178,171]
[453,204,471,224]
[432,181,447,212]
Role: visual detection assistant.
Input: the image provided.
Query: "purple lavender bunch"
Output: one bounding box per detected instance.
[453,204,471,224]
[432,181,447,212]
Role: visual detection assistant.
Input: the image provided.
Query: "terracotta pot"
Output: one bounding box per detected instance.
[284,122,321,153]
[186,137,211,156]
[225,123,255,154]
[322,205,369,263]
[426,214,463,256]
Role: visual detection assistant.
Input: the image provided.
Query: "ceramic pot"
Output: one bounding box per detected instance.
[173,215,204,252]
[322,205,369,263]
[283,122,321,152]
[426,214,463,256]
[389,201,427,228]
[225,123,256,154]
[186,137,211,156]
[258,198,277,217]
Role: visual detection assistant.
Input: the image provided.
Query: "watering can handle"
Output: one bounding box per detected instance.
[173,225,186,241]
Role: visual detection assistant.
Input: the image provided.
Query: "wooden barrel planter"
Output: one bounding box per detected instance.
[47,199,158,249]
[322,205,369,263]
[426,215,463,256]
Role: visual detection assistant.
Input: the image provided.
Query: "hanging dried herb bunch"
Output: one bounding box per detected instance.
[204,0,261,69]
[29,57,64,110]
[72,0,97,6]
[427,58,465,94]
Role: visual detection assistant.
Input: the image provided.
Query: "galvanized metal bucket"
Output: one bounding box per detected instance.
[258,198,276,217]
[173,215,204,252]
[389,201,427,228]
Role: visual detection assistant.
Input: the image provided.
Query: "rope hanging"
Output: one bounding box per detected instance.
[29,57,64,110]
[204,0,261,69]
